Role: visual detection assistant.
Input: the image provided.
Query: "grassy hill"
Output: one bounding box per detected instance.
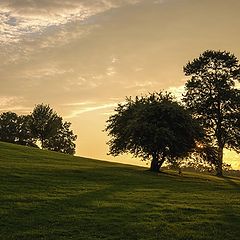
[0,141,239,240]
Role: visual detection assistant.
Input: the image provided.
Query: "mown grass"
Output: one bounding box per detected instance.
[0,141,239,240]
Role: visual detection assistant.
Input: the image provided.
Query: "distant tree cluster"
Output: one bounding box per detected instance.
[0,104,77,155]
[106,50,240,176]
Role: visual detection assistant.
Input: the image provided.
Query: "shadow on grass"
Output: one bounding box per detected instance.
[222,176,240,189]
[1,163,240,240]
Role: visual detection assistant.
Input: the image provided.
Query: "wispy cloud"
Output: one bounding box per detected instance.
[0,0,142,45]
[65,102,118,118]
[0,96,19,107]
[63,101,96,107]
[0,4,97,44]
[0,96,30,114]
[0,105,31,114]
[125,81,156,89]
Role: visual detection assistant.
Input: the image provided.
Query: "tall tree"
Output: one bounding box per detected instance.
[44,121,77,155]
[30,104,62,148]
[105,92,202,172]
[183,50,240,176]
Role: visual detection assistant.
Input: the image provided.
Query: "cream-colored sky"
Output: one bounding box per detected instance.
[0,0,239,169]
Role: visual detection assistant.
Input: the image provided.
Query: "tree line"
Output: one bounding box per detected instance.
[105,50,240,176]
[0,104,77,155]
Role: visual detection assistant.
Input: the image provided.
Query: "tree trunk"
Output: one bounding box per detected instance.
[150,154,166,172]
[216,146,223,177]
[150,156,159,172]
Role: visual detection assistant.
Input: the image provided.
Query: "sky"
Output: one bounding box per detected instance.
[0,0,240,169]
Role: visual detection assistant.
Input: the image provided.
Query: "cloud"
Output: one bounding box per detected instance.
[0,96,31,114]
[106,66,116,76]
[0,5,96,45]
[0,0,142,45]
[2,0,239,108]
[0,96,19,107]
[63,101,96,106]
[153,0,165,4]
[65,102,118,118]
[125,81,156,90]
[111,56,119,63]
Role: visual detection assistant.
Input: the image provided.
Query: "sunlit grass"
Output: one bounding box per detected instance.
[0,141,239,240]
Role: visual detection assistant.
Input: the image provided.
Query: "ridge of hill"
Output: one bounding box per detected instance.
[0,141,239,240]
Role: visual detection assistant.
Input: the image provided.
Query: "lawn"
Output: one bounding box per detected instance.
[0,141,239,240]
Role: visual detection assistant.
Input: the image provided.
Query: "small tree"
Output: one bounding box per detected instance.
[105,92,203,172]
[30,104,62,148]
[44,121,77,155]
[183,50,240,176]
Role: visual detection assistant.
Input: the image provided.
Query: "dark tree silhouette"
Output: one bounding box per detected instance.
[44,121,77,155]
[30,104,62,149]
[0,104,77,154]
[0,112,18,143]
[0,112,36,147]
[183,50,240,176]
[16,115,37,147]
[105,92,203,172]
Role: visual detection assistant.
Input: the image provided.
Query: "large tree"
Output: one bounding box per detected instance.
[183,50,240,176]
[30,104,62,148]
[105,92,202,172]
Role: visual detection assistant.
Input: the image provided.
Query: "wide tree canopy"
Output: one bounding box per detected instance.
[105,92,203,172]
[183,50,240,176]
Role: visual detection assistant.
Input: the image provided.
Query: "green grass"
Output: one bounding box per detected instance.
[0,141,240,240]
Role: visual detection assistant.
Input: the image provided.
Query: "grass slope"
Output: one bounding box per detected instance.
[0,141,240,240]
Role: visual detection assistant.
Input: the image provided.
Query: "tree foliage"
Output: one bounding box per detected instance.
[0,104,77,155]
[0,112,36,146]
[105,92,203,172]
[0,112,18,143]
[183,50,240,176]
[16,115,37,147]
[30,104,62,148]
[44,121,77,155]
